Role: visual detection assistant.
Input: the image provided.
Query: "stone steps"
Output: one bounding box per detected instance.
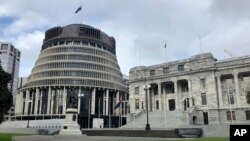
[123,110,188,129]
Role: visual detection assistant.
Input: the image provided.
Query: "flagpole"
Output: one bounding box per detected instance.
[81,0,83,24]
[165,43,167,62]
[164,42,168,129]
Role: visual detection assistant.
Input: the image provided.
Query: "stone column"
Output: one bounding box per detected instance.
[188,79,192,105]
[39,90,43,115]
[91,88,96,115]
[158,82,162,111]
[116,91,119,115]
[34,88,39,115]
[103,91,106,115]
[174,81,178,110]
[20,91,24,115]
[233,72,241,106]
[18,92,22,114]
[24,89,30,115]
[106,89,109,115]
[148,85,151,111]
[15,92,20,114]
[30,90,34,115]
[151,85,155,111]
[78,87,81,114]
[50,89,55,114]
[63,86,67,114]
[163,84,167,111]
[216,76,223,107]
[56,90,59,114]
[47,87,51,114]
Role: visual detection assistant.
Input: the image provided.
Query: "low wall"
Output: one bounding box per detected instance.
[0,128,60,135]
[82,130,177,138]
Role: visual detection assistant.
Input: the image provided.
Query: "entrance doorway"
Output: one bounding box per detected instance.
[203,112,209,125]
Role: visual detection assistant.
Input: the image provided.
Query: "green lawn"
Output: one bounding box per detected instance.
[0,133,30,141]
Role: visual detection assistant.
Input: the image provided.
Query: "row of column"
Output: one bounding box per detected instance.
[16,86,127,117]
[216,72,241,107]
[147,79,192,112]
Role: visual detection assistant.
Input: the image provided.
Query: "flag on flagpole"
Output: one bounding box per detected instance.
[75,6,82,13]
[114,97,122,109]
[164,43,167,48]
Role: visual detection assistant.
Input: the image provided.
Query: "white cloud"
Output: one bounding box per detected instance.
[3,11,50,35]
[13,31,44,77]
[188,19,250,59]
[1,0,250,77]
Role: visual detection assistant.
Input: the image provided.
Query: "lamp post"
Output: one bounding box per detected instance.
[144,84,151,130]
[27,99,32,128]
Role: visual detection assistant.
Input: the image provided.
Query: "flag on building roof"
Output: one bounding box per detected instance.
[75,6,82,13]
[164,43,167,48]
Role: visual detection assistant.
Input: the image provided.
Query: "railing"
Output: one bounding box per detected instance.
[130,110,146,121]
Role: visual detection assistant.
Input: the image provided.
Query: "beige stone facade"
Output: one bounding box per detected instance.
[129,53,250,125]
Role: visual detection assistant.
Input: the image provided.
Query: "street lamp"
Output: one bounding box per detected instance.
[27,99,32,128]
[144,84,151,130]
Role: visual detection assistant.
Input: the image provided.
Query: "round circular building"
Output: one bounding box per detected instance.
[15,24,128,128]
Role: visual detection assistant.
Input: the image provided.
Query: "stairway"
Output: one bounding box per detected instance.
[123,110,188,129]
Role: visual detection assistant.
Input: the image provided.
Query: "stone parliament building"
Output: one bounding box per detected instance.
[14,24,128,128]
[128,53,250,127]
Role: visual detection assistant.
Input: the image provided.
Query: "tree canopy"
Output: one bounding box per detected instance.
[0,65,13,124]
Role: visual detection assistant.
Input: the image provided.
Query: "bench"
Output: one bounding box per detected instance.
[175,128,203,138]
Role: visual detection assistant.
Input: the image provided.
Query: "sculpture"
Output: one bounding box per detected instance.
[67,88,78,109]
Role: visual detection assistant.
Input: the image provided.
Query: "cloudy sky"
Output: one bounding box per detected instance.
[1,0,250,77]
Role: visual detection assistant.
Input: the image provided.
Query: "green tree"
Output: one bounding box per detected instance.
[0,65,13,124]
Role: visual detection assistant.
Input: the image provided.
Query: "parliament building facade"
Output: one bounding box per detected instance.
[129,53,250,125]
[15,24,128,128]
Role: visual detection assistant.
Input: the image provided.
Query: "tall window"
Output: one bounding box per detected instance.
[135,87,139,95]
[163,67,169,74]
[150,70,155,76]
[246,111,250,120]
[135,99,139,109]
[178,64,184,71]
[227,111,236,121]
[228,93,234,104]
[201,93,207,105]
[141,102,144,109]
[200,78,206,89]
[1,44,8,50]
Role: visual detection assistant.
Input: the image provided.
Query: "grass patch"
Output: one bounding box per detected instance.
[0,133,30,141]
